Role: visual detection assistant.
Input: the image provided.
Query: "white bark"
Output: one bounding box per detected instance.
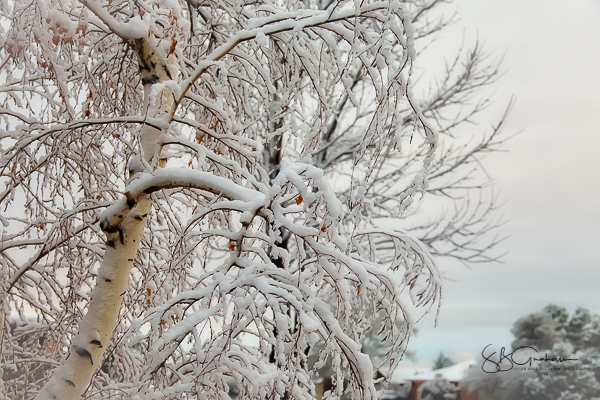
[34,22,172,398]
[34,198,152,400]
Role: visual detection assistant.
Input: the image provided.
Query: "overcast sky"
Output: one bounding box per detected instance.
[405,0,600,363]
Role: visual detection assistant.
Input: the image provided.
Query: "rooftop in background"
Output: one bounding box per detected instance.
[406,360,477,382]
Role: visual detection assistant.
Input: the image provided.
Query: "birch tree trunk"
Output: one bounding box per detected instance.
[34,199,152,400]
[34,33,174,400]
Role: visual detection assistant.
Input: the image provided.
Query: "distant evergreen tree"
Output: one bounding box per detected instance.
[583,315,600,349]
[511,304,567,350]
[513,305,600,400]
[433,352,455,370]
[566,307,592,348]
[544,304,570,327]
[521,342,600,400]
[466,304,600,400]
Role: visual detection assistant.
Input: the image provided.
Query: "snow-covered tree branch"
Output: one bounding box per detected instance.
[0,0,508,398]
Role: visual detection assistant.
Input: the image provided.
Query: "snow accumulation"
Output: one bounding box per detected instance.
[379,360,477,385]
[379,366,432,384]
[406,360,477,382]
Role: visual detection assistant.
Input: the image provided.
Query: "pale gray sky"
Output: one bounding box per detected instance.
[406,0,600,363]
